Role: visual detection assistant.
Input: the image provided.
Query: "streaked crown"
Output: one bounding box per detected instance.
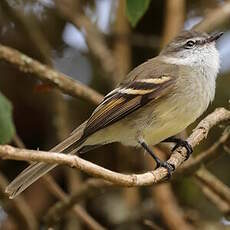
[159,30,223,73]
[160,30,223,56]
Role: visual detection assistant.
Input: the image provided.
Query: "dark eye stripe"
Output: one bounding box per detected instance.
[196,39,206,45]
[184,39,206,47]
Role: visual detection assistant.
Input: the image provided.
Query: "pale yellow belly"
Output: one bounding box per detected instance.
[83,90,209,148]
[142,117,190,146]
[142,95,206,145]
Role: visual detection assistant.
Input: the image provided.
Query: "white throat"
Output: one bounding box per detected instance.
[160,45,220,79]
[160,47,220,103]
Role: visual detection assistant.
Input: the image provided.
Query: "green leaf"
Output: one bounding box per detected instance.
[126,0,151,27]
[0,92,15,144]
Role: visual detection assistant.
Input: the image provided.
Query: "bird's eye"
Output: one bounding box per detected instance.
[184,40,195,49]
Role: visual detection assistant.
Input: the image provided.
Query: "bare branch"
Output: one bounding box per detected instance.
[194,0,230,32]
[162,0,185,46]
[178,128,230,175]
[0,173,38,230]
[12,133,26,149]
[1,0,52,65]
[224,145,230,154]
[153,183,193,230]
[43,176,106,230]
[0,44,103,104]
[54,0,118,83]
[143,220,163,230]
[108,32,160,49]
[113,0,131,83]
[195,167,230,205]
[196,179,230,215]
[11,131,104,229]
[149,148,193,230]
[44,178,110,226]
[0,108,229,188]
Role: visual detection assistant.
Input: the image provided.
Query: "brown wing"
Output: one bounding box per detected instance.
[81,75,175,139]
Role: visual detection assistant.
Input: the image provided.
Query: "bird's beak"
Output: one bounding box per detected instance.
[207,32,224,43]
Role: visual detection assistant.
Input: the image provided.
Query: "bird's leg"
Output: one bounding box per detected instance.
[162,137,193,160]
[138,140,175,177]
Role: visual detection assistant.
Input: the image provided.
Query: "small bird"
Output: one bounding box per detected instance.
[6,30,223,199]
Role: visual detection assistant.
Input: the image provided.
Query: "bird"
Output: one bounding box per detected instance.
[6,30,223,199]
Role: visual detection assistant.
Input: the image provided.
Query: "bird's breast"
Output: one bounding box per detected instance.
[142,71,216,145]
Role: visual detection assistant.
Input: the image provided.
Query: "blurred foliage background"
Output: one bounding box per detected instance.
[0,0,230,229]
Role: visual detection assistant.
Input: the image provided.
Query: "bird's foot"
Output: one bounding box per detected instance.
[155,158,175,178]
[139,140,175,179]
[171,139,193,160]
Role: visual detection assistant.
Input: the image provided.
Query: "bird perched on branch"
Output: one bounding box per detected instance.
[6,30,223,199]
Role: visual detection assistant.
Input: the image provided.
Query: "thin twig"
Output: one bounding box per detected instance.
[195,167,230,205]
[153,183,193,230]
[224,145,230,154]
[54,0,118,83]
[1,0,52,65]
[107,32,160,49]
[1,108,230,188]
[178,128,230,175]
[0,44,103,104]
[44,178,110,226]
[1,0,72,142]
[0,173,38,230]
[196,179,230,215]
[143,219,164,230]
[113,0,131,83]
[43,176,106,230]
[149,148,193,230]
[172,128,230,213]
[161,0,185,47]
[194,0,230,32]
[11,131,105,229]
[12,133,25,149]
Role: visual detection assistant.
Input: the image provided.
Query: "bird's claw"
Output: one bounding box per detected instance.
[156,160,175,179]
[172,140,193,160]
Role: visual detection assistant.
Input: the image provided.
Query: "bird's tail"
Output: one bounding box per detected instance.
[5,122,87,199]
